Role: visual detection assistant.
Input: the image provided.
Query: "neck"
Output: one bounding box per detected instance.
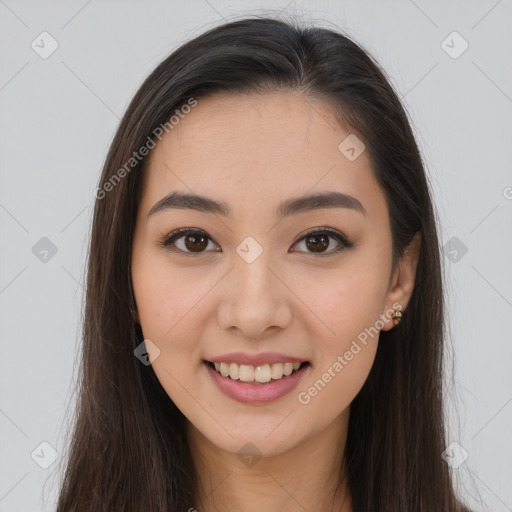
[186,410,352,512]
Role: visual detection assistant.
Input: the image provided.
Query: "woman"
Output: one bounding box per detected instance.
[56,16,472,511]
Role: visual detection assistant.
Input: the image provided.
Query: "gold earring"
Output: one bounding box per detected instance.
[392,310,402,327]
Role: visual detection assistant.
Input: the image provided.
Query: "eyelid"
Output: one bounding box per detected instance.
[160,227,220,253]
[293,226,353,249]
[160,226,354,255]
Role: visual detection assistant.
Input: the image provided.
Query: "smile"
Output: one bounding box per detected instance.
[208,361,308,384]
[203,359,311,404]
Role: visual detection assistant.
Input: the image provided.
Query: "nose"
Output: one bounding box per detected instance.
[216,249,293,340]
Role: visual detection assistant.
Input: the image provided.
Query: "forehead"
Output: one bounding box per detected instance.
[140,92,385,219]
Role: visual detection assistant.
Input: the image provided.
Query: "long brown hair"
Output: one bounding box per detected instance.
[54,15,471,511]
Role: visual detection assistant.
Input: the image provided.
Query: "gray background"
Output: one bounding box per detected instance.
[1,1,511,510]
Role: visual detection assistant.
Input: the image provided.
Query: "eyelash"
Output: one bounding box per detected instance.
[159,227,354,256]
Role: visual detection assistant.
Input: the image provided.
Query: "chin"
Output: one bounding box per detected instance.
[191,414,313,460]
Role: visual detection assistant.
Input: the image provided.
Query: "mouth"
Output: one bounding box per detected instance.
[203,359,311,404]
[204,360,310,385]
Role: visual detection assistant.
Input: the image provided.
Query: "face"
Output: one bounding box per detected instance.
[131,92,417,458]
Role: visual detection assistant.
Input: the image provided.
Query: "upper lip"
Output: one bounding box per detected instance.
[205,352,309,366]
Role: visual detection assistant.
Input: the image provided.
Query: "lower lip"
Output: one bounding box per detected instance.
[204,362,309,404]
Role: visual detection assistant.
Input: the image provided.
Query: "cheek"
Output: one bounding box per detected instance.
[293,252,390,345]
[291,254,389,408]
[133,254,216,342]
[294,288,382,421]
[132,262,211,410]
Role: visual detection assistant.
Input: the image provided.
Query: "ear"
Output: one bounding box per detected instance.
[380,231,421,331]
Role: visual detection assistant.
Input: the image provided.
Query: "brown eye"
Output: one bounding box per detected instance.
[291,229,352,255]
[305,233,330,252]
[183,233,208,252]
[161,227,352,256]
[161,229,219,254]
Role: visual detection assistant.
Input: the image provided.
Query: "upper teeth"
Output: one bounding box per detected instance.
[213,361,302,383]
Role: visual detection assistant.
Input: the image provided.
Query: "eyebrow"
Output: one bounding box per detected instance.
[147,190,367,219]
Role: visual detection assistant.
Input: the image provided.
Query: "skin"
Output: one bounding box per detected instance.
[131,91,420,512]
